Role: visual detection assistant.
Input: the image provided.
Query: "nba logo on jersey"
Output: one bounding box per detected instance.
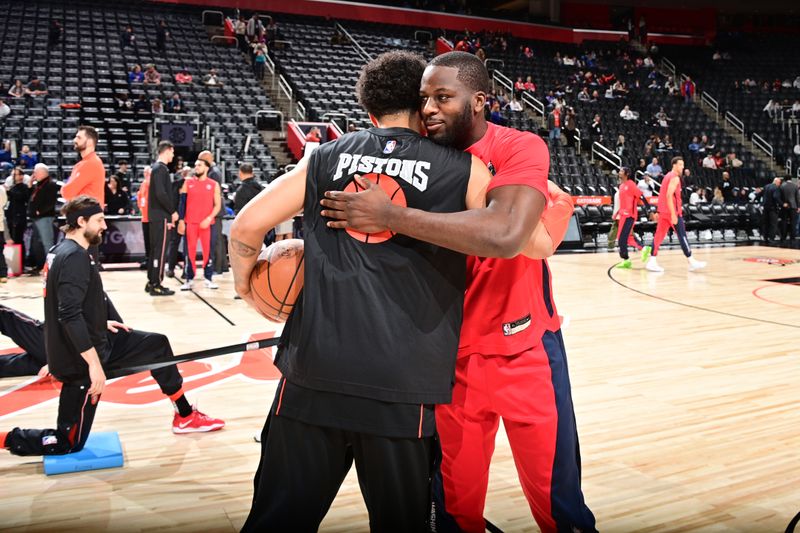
[383,140,397,154]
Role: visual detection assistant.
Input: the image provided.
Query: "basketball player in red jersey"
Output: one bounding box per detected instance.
[645,156,707,272]
[615,166,651,269]
[178,159,221,290]
[322,51,596,533]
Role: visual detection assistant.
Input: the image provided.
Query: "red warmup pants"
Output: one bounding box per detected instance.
[435,331,595,533]
[185,223,211,280]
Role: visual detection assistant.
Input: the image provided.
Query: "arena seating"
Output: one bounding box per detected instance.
[0,0,278,183]
[663,36,800,177]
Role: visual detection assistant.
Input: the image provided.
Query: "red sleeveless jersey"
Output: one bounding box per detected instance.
[459,123,559,357]
[185,177,218,224]
[657,171,683,217]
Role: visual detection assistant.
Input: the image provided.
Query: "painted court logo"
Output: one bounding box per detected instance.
[383,140,397,154]
[743,257,797,266]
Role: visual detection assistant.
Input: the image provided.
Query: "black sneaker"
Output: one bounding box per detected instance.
[145,282,153,293]
[150,285,175,296]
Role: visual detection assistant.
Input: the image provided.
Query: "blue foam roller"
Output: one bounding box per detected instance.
[43,432,124,476]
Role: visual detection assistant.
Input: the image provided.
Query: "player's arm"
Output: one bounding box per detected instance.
[210,181,221,219]
[60,170,89,200]
[666,178,679,222]
[229,158,307,305]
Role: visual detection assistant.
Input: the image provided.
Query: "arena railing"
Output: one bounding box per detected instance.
[726,111,745,143]
[484,59,505,73]
[751,133,773,161]
[521,91,546,128]
[701,91,719,119]
[202,10,224,25]
[591,141,621,171]
[279,74,294,117]
[335,23,373,62]
[255,109,284,130]
[492,69,513,95]
[296,101,306,121]
[661,57,676,77]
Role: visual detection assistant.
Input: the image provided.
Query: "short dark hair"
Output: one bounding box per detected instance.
[157,140,174,154]
[671,156,684,166]
[429,51,490,93]
[620,166,631,178]
[356,51,427,118]
[77,125,98,146]
[239,163,254,175]
[118,159,129,166]
[60,195,101,232]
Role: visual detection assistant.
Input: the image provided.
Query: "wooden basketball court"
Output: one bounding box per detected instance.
[1,244,798,532]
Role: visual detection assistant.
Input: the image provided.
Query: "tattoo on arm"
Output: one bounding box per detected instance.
[231,238,259,257]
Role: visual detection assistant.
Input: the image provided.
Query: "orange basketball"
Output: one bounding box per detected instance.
[249,239,304,322]
[344,173,407,244]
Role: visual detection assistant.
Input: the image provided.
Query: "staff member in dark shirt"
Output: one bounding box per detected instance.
[0,196,224,456]
[762,177,782,243]
[232,163,262,214]
[28,163,59,271]
[146,141,177,296]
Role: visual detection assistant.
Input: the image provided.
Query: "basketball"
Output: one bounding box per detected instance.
[248,239,305,322]
[344,173,407,244]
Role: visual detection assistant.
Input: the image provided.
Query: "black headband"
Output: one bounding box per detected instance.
[66,204,103,226]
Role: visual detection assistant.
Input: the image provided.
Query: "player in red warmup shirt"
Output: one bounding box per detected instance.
[322,51,596,533]
[178,159,221,290]
[645,156,707,273]
[615,166,652,268]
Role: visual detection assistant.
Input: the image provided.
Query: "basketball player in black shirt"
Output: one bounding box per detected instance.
[230,51,512,531]
[1,196,223,457]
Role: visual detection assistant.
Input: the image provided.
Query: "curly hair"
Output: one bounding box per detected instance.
[356,51,427,118]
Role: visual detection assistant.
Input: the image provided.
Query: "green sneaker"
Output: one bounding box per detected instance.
[641,245,652,263]
[616,259,632,269]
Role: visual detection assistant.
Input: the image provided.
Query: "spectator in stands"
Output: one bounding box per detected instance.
[763,99,780,119]
[28,163,58,271]
[105,175,130,215]
[658,135,674,153]
[233,163,262,214]
[547,107,561,145]
[253,49,267,81]
[128,64,144,84]
[514,77,525,96]
[563,106,578,148]
[114,160,131,193]
[702,153,717,169]
[234,16,247,51]
[654,107,671,128]
[0,98,9,120]
[116,92,134,111]
[700,134,715,153]
[505,96,522,112]
[712,187,725,206]
[489,102,506,126]
[762,177,782,243]
[681,77,695,103]
[175,68,193,84]
[246,13,261,43]
[577,87,591,102]
[0,141,12,170]
[791,100,800,118]
[682,168,693,187]
[151,97,164,114]
[203,69,223,87]
[735,188,750,205]
[133,94,148,112]
[524,76,535,92]
[713,150,725,169]
[726,152,743,168]
[780,176,799,240]
[637,173,656,198]
[120,25,136,49]
[615,135,627,159]
[636,158,647,176]
[155,20,170,53]
[144,65,161,85]
[688,136,702,154]
[590,114,602,143]
[305,127,321,143]
[646,157,663,179]
[619,105,637,120]
[8,80,25,99]
[165,92,184,113]
[48,19,62,49]
[6,168,30,260]
[25,76,48,97]
[17,146,37,169]
[690,186,706,205]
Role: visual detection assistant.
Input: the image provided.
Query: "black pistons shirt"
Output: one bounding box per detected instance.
[274,127,472,435]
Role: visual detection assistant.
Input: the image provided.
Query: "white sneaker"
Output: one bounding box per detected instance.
[180,281,192,291]
[645,257,664,272]
[688,257,707,272]
[204,279,219,289]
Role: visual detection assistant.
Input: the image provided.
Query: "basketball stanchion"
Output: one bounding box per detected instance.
[104,337,281,379]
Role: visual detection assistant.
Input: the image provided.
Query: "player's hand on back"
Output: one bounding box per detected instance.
[321,175,392,233]
[107,320,131,334]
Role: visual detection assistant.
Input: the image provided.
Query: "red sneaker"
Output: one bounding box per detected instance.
[172,407,225,434]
